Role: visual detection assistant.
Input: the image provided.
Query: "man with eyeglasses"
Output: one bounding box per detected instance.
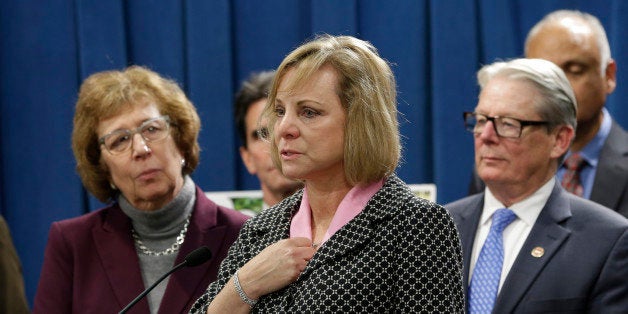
[468,10,628,217]
[445,58,628,313]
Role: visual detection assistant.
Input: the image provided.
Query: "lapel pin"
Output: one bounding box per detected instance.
[531,246,544,258]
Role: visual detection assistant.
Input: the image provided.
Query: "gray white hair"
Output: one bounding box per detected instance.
[478,58,577,131]
[525,10,611,75]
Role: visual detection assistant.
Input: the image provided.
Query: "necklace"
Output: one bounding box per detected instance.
[131,214,191,256]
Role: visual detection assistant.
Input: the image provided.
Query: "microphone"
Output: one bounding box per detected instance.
[119,246,212,314]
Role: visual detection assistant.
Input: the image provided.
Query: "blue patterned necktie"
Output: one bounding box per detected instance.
[469,208,517,314]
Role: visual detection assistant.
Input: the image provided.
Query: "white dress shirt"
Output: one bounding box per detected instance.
[469,178,555,291]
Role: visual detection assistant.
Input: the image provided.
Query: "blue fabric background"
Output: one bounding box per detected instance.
[1,0,626,305]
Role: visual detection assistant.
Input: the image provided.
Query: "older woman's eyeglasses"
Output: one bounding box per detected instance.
[99,115,171,155]
[463,112,548,138]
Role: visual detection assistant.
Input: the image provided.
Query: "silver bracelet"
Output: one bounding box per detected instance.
[233,270,258,307]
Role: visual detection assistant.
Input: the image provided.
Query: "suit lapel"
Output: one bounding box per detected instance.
[493,183,572,313]
[304,207,381,273]
[446,193,484,312]
[591,121,628,212]
[159,187,226,314]
[453,195,484,302]
[92,205,149,313]
[299,176,402,277]
[252,191,301,250]
[93,188,229,314]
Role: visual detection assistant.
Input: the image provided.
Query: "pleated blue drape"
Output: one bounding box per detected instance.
[1,0,626,305]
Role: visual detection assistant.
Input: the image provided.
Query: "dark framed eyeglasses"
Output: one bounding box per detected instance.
[99,115,171,155]
[463,112,548,138]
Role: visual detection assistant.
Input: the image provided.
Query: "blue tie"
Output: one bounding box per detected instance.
[469,208,517,314]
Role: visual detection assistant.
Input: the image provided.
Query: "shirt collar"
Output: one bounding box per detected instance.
[482,177,555,228]
[564,107,612,168]
[290,179,384,244]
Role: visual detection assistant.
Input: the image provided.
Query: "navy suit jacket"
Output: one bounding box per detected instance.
[33,187,249,314]
[468,120,628,217]
[446,182,628,313]
[591,120,628,216]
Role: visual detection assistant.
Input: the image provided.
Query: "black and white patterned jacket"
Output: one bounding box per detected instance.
[190,175,464,313]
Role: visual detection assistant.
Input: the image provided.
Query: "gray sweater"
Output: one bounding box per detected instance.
[119,176,195,314]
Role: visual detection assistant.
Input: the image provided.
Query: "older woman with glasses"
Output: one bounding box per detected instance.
[33,66,249,314]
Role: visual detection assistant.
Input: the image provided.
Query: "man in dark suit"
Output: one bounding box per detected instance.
[448,58,628,313]
[468,10,628,217]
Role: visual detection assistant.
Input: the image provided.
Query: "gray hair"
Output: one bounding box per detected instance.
[478,58,577,131]
[525,10,611,75]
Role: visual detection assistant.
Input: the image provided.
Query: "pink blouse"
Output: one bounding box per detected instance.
[290,179,384,246]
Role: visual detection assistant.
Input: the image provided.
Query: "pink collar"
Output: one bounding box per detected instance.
[290,179,384,246]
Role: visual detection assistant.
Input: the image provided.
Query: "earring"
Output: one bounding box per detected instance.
[181,158,186,167]
[109,182,117,190]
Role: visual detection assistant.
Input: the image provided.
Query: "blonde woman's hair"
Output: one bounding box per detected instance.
[262,35,400,185]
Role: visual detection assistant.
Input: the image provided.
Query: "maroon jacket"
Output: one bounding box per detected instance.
[33,187,249,314]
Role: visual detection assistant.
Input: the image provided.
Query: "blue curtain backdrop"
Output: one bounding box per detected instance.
[1,0,627,306]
